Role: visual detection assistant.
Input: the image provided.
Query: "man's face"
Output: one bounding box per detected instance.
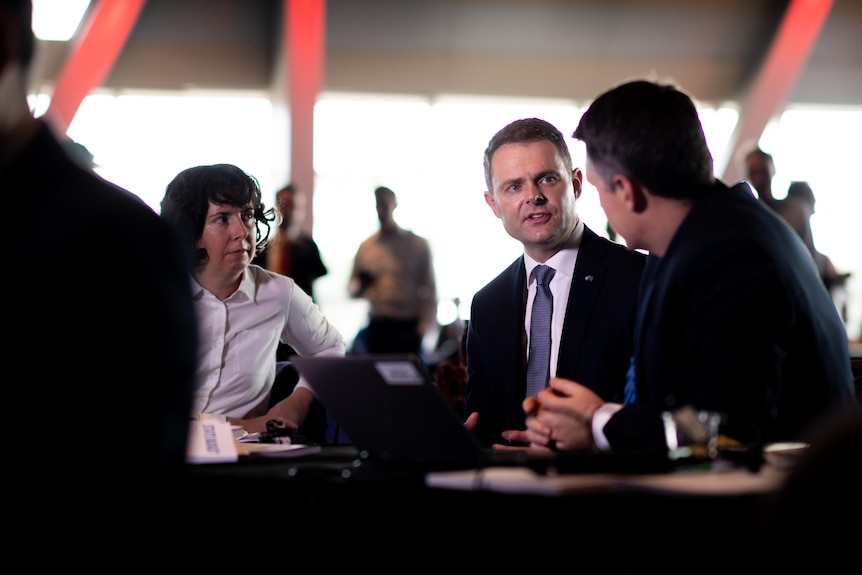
[276,189,295,229]
[196,201,255,277]
[745,154,774,197]
[375,192,396,224]
[484,140,580,261]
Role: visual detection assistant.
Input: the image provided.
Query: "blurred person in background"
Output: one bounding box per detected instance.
[253,182,328,303]
[253,182,329,362]
[348,185,437,357]
[744,146,783,212]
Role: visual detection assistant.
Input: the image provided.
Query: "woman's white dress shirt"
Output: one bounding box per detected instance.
[192,264,346,418]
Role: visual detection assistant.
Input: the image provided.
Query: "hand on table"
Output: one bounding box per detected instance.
[465,410,553,452]
[522,377,604,451]
[227,414,298,435]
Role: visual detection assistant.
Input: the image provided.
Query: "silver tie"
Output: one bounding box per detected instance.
[526,265,555,397]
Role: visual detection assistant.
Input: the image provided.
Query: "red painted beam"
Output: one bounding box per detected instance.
[43,0,147,134]
[720,0,833,184]
[285,0,325,234]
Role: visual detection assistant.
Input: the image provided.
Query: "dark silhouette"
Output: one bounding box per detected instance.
[252,182,327,301]
[744,146,784,212]
[252,182,329,361]
[779,181,850,296]
[1,0,198,532]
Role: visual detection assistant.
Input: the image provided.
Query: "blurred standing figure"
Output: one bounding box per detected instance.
[252,182,329,362]
[0,0,197,524]
[744,146,784,212]
[779,181,835,282]
[780,181,850,319]
[253,182,328,302]
[348,185,438,356]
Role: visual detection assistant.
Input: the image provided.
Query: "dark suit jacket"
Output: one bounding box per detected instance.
[465,224,646,447]
[604,182,856,452]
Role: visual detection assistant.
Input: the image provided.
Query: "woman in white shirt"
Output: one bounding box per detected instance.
[161,164,346,434]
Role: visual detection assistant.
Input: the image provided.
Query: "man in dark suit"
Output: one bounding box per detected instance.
[464,118,645,448]
[524,80,856,453]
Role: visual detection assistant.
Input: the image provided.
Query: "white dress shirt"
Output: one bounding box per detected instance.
[523,219,584,379]
[522,221,620,450]
[191,264,346,418]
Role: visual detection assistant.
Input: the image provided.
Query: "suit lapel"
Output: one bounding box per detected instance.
[557,227,607,376]
[500,257,528,405]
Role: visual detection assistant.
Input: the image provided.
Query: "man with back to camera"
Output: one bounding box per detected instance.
[523,80,856,454]
[464,118,646,448]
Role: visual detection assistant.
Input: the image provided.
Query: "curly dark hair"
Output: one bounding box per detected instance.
[160,163,274,268]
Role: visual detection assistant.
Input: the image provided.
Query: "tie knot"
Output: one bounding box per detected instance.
[534,265,555,286]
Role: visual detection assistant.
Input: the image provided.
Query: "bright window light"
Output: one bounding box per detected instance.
[32,0,91,41]
[61,88,862,344]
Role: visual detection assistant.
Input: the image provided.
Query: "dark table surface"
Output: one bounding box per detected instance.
[179,445,787,573]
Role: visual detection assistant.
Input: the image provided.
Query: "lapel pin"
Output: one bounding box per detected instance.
[585,275,594,282]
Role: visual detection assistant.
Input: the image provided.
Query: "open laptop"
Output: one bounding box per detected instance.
[290,354,552,471]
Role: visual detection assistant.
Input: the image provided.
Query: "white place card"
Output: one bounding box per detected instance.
[186,419,239,464]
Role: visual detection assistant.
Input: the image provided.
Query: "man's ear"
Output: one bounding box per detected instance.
[615,174,648,214]
[483,191,502,219]
[571,167,583,200]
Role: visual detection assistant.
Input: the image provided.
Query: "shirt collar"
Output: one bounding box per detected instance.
[189,267,256,302]
[523,218,584,280]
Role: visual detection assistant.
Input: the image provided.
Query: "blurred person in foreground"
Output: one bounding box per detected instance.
[160,164,346,435]
[0,0,197,482]
[523,80,856,455]
[464,118,645,448]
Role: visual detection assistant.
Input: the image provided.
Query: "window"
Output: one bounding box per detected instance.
[36,89,859,344]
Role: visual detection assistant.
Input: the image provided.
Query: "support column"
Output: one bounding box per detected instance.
[284,0,325,235]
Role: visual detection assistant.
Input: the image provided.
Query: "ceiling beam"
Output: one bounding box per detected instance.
[719,0,833,184]
[285,0,325,235]
[43,0,147,134]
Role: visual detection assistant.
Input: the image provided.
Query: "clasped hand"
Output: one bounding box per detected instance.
[522,377,604,451]
[465,378,604,451]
